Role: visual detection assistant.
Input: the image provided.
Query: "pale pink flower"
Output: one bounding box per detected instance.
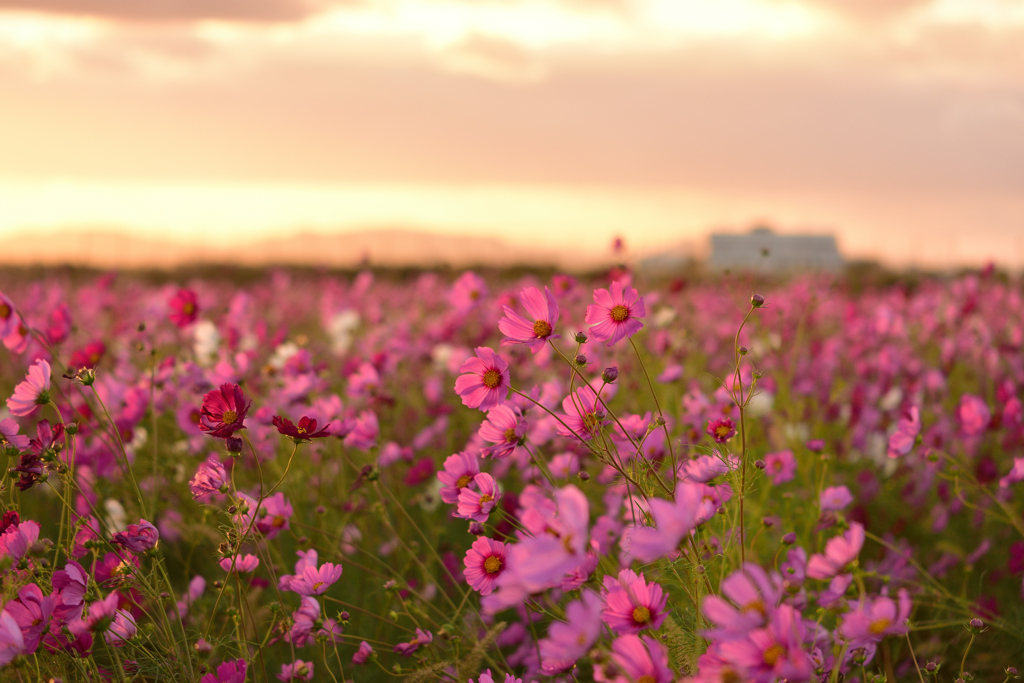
[806,523,865,580]
[819,486,853,512]
[764,450,797,485]
[352,641,374,664]
[220,554,260,573]
[478,405,527,460]
[289,562,343,596]
[6,359,51,417]
[456,473,500,522]
[498,286,560,352]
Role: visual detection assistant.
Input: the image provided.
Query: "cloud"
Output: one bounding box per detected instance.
[0,0,334,22]
[436,32,547,83]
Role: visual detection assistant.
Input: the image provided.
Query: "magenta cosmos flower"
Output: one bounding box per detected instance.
[189,456,227,499]
[538,590,603,674]
[499,286,560,353]
[0,418,30,453]
[199,384,251,438]
[457,473,500,522]
[200,660,247,683]
[272,415,331,442]
[602,569,669,634]
[455,347,510,412]
[557,386,608,441]
[7,359,51,417]
[220,554,260,573]
[840,589,911,647]
[451,271,488,311]
[478,405,527,460]
[394,628,432,656]
[707,417,736,443]
[464,537,507,596]
[168,288,199,328]
[289,561,343,596]
[352,641,373,664]
[437,451,481,505]
[958,393,991,437]
[584,281,646,347]
[611,634,674,683]
[278,660,314,682]
[0,292,17,339]
[111,519,159,553]
[703,563,784,635]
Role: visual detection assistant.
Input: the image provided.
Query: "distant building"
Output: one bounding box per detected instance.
[709,227,843,272]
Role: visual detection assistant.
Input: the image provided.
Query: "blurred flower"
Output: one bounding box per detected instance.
[168,288,199,328]
[7,359,51,416]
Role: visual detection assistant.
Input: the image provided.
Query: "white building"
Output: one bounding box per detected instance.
[709,227,843,272]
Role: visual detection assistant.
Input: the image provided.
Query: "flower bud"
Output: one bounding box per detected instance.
[751,294,765,308]
[782,532,797,545]
[468,522,485,536]
[739,346,748,355]
[578,471,590,481]
[968,618,984,632]
[195,638,213,653]
[340,611,350,621]
[574,332,588,344]
[754,459,766,470]
[762,517,774,528]
[574,354,588,366]
[602,366,619,383]
[226,437,243,454]
[64,423,79,436]
[925,662,937,673]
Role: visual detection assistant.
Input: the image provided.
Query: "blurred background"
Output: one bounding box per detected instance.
[1,0,1022,272]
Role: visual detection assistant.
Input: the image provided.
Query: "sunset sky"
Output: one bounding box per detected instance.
[1,0,1023,268]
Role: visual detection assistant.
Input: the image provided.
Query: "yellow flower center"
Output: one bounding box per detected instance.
[297,426,307,434]
[484,556,502,574]
[456,475,473,488]
[632,606,651,625]
[638,677,656,683]
[503,428,518,442]
[222,410,238,425]
[0,303,9,319]
[763,644,785,666]
[533,320,552,338]
[715,425,732,437]
[869,618,891,635]
[470,290,480,300]
[312,581,324,591]
[182,302,195,316]
[483,370,502,389]
[742,599,766,617]
[479,494,494,504]
[611,305,629,322]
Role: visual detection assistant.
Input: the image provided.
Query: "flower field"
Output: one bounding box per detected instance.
[0,266,1021,682]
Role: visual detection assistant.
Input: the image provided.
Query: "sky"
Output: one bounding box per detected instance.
[1,0,1023,268]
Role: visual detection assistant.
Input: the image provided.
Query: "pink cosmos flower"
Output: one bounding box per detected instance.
[706,417,736,443]
[451,271,488,311]
[393,628,432,656]
[346,362,380,398]
[472,671,522,683]
[626,482,719,563]
[456,473,500,522]
[585,281,645,347]
[840,589,911,647]
[958,394,991,437]
[0,520,41,567]
[190,456,228,499]
[557,386,608,441]
[1000,458,1024,488]
[437,451,481,505]
[256,493,293,539]
[200,659,247,683]
[272,415,331,442]
[289,562,343,596]
[105,610,137,647]
[344,410,379,450]
[763,450,797,485]
[278,549,319,592]
[6,584,53,654]
[887,405,920,458]
[352,641,373,664]
[168,288,200,328]
[0,611,25,667]
[464,537,507,596]
[174,575,206,619]
[455,347,510,412]
[602,569,669,634]
[278,660,314,682]
[680,455,730,483]
[538,590,603,674]
[717,604,814,683]
[479,405,527,460]
[7,359,51,417]
[499,286,560,353]
[819,486,853,512]
[0,418,29,453]
[69,592,120,635]
[806,523,865,580]
[199,384,251,439]
[46,302,71,345]
[286,597,343,647]
[220,554,260,573]
[611,634,674,683]
[52,560,89,616]
[69,339,106,370]
[111,519,159,553]
[703,564,784,635]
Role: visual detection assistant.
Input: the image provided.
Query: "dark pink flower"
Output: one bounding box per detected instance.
[498,286,560,353]
[111,519,159,553]
[7,359,51,417]
[199,384,251,439]
[69,340,106,370]
[6,584,53,654]
[200,659,247,683]
[610,634,674,683]
[806,523,865,580]
[168,288,200,328]
[478,405,527,460]
[46,302,71,345]
[289,562,343,596]
[455,347,510,412]
[0,292,17,339]
[272,415,331,442]
[958,394,991,437]
[457,473,500,522]
[437,451,481,505]
[887,405,920,458]
[584,281,645,347]
[706,417,736,443]
[393,628,432,656]
[464,537,507,596]
[352,641,373,664]
[602,569,669,634]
